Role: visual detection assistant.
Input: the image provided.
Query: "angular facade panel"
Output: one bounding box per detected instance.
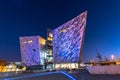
[52,11,87,63]
[19,36,46,66]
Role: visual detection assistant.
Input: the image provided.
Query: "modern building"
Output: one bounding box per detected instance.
[19,11,87,69]
[19,36,46,67]
[52,11,87,69]
[45,29,54,69]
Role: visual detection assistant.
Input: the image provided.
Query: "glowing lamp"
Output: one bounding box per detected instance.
[111,54,115,60]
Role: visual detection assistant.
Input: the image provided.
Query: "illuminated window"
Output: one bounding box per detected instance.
[49,33,53,37]
[28,40,32,43]
[49,50,52,55]
[21,41,27,44]
[60,29,66,32]
[47,37,53,41]
[39,37,46,45]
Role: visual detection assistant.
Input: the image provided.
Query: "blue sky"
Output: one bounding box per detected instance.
[0,0,120,62]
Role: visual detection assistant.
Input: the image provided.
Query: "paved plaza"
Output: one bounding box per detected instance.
[1,69,120,80]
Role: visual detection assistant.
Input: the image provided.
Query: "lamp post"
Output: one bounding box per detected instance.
[111,54,115,62]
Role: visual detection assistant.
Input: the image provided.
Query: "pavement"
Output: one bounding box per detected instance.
[1,69,120,80]
[2,71,76,80]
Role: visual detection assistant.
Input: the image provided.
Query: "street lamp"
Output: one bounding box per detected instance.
[111,54,115,61]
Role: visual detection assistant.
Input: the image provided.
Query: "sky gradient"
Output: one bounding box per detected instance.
[0,0,120,62]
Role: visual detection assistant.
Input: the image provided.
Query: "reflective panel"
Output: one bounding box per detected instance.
[53,11,87,63]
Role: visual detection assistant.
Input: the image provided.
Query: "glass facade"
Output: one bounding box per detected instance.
[45,29,54,69]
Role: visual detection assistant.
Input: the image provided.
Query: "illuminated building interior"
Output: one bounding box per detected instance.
[55,63,78,69]
[0,60,26,72]
[45,29,54,69]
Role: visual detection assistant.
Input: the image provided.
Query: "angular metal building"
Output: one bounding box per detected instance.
[52,11,87,69]
[19,36,46,66]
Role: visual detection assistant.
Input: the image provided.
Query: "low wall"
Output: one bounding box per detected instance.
[0,70,46,78]
[0,71,22,78]
[86,65,120,74]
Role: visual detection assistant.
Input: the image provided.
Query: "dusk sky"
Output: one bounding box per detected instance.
[0,0,120,62]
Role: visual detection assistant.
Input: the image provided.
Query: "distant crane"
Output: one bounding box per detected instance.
[104,56,109,62]
[96,49,102,62]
